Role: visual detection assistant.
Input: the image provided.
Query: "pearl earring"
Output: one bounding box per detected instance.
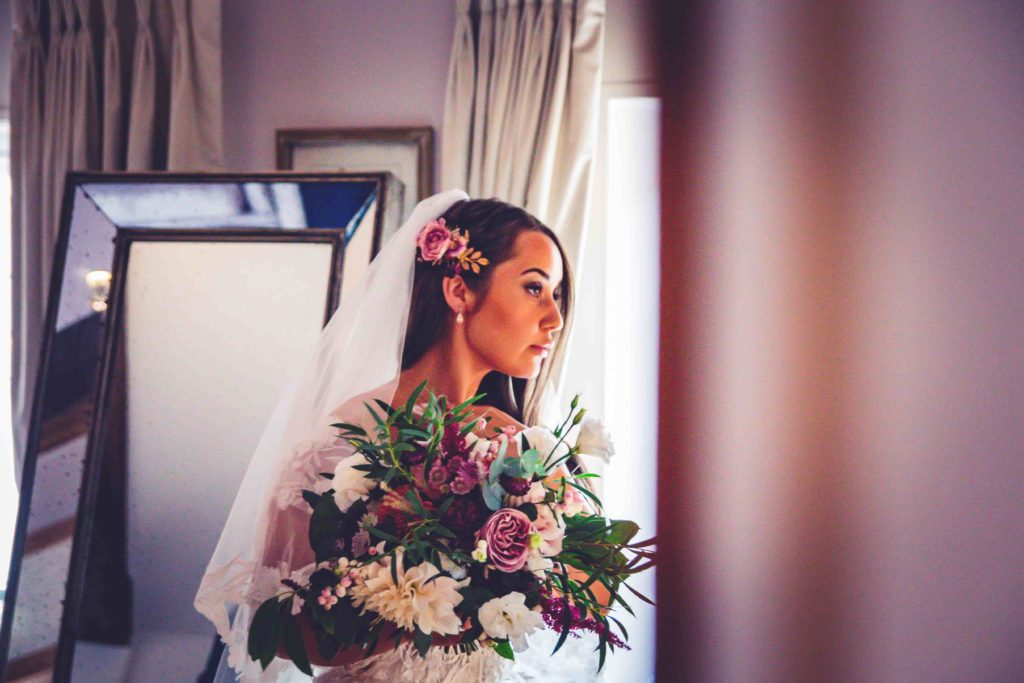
[456,310,464,324]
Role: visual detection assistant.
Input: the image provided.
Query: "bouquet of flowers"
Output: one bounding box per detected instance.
[246,381,656,675]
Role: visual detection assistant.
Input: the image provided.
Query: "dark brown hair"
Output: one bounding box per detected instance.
[401,198,575,426]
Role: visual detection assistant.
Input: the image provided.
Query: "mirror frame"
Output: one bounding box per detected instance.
[0,170,401,681]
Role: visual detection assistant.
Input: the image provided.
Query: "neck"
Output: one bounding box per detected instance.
[399,327,491,405]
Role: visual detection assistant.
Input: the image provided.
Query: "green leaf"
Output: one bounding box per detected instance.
[363,524,402,546]
[451,391,487,416]
[405,489,428,518]
[404,379,429,414]
[330,421,367,436]
[493,640,515,661]
[363,401,386,428]
[436,496,455,519]
[608,614,630,643]
[315,632,340,664]
[573,472,601,479]
[551,568,573,655]
[309,601,335,636]
[606,520,640,546]
[301,490,322,510]
[622,580,657,607]
[413,628,432,658]
[280,609,313,675]
[459,417,481,436]
[374,398,397,419]
[247,598,281,669]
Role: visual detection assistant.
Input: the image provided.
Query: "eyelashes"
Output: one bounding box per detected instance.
[526,282,562,302]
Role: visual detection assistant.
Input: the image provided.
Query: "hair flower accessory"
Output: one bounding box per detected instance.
[416,218,489,275]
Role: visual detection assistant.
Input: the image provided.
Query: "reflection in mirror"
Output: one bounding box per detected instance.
[0,173,403,682]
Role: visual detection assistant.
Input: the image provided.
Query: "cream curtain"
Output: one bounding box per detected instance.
[9,0,223,485]
[441,0,605,397]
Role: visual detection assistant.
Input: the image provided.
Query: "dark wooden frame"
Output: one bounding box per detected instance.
[275,126,435,202]
[0,171,395,681]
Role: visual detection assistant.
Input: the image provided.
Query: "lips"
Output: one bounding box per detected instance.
[530,344,551,355]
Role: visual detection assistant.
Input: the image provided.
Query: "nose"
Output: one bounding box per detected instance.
[542,295,564,333]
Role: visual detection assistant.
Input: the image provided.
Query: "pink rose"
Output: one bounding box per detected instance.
[477,508,532,572]
[417,219,453,262]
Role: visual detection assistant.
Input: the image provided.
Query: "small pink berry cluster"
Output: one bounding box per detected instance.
[316,560,365,611]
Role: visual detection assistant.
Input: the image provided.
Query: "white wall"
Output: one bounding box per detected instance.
[221,0,456,176]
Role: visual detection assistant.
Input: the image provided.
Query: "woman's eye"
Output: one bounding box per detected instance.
[526,282,561,301]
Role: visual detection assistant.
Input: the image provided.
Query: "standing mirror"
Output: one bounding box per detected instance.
[0,171,405,682]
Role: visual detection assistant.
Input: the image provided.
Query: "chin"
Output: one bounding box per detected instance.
[497,360,541,380]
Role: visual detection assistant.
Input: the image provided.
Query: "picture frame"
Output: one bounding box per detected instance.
[276,127,435,222]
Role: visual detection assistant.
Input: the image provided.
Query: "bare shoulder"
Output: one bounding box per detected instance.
[328,384,395,425]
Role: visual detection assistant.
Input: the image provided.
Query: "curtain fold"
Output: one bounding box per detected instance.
[10,0,47,492]
[441,0,606,398]
[9,0,223,485]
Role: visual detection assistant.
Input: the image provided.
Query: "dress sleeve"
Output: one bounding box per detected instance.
[257,403,373,579]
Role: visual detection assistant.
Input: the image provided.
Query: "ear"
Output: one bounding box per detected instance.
[441,273,478,315]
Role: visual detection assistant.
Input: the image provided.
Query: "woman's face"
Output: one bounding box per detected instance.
[465,231,565,378]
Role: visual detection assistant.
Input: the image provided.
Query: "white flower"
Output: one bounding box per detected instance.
[276,438,350,510]
[332,452,377,511]
[353,550,466,635]
[517,426,571,465]
[531,504,565,557]
[556,483,589,518]
[439,552,468,580]
[290,593,305,615]
[574,418,615,464]
[471,540,488,563]
[477,592,545,651]
[466,432,493,461]
[525,549,553,578]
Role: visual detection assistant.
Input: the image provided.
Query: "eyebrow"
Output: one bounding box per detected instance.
[520,268,550,279]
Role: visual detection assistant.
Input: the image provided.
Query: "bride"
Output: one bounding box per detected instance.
[195,190,606,682]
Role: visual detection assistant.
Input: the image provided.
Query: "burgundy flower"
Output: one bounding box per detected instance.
[540,587,629,649]
[428,462,452,488]
[442,422,470,459]
[411,463,448,501]
[351,529,371,557]
[499,474,532,496]
[443,495,486,535]
[477,508,532,572]
[402,445,427,466]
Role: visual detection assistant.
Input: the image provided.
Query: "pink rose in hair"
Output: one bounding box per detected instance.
[417,219,453,262]
[477,508,532,572]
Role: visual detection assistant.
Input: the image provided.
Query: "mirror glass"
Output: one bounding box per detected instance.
[1,173,403,682]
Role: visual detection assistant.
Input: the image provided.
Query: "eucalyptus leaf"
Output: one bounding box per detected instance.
[482,481,505,511]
